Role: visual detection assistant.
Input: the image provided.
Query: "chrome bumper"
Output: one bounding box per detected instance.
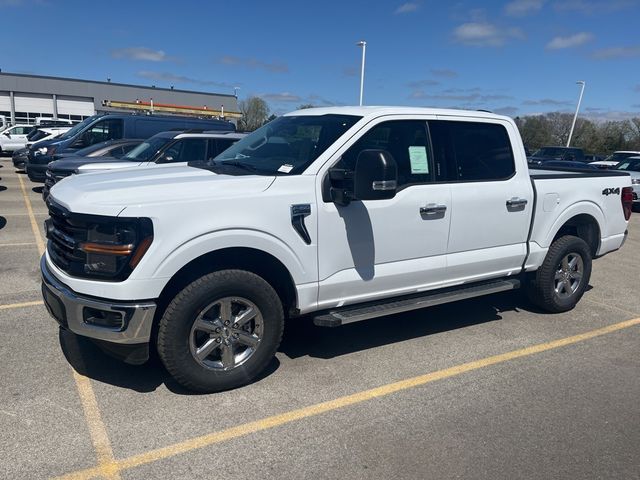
[40,256,157,344]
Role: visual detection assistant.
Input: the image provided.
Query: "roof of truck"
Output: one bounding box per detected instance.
[283,106,512,121]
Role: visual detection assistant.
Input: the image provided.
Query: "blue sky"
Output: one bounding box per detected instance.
[2,0,639,119]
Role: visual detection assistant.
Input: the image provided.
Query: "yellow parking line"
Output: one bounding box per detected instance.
[54,316,640,480]
[17,174,121,480]
[0,242,37,247]
[0,300,44,310]
[17,174,46,255]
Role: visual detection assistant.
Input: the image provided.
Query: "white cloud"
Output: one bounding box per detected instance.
[136,71,234,89]
[592,45,640,59]
[220,56,289,73]
[430,68,458,78]
[554,0,637,14]
[261,92,303,103]
[111,47,173,62]
[505,0,545,16]
[523,98,573,106]
[546,32,593,49]
[453,22,524,47]
[394,2,419,14]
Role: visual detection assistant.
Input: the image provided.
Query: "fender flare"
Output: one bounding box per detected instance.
[150,228,308,285]
[542,201,605,249]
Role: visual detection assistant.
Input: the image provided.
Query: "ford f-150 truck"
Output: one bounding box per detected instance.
[41,107,633,392]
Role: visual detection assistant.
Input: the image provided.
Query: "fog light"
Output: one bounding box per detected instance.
[83,307,124,330]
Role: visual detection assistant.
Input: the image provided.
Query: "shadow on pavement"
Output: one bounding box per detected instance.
[0,216,6,229]
[57,287,576,393]
[0,186,7,192]
[32,186,44,193]
[58,327,280,395]
[280,290,542,360]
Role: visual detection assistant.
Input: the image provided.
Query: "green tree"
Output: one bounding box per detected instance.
[238,97,270,132]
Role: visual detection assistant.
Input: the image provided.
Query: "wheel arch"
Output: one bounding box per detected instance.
[549,211,602,257]
[156,247,299,319]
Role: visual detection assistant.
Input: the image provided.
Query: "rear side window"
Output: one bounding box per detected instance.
[429,120,515,182]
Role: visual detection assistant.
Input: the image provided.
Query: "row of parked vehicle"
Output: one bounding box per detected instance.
[5,112,245,200]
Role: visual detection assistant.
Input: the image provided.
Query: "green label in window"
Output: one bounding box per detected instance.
[409,146,429,174]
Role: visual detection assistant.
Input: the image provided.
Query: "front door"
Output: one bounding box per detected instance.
[316,118,452,310]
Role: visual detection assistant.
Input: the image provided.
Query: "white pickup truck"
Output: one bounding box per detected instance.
[41,107,633,392]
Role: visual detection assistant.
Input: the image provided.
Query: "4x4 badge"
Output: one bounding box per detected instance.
[602,187,620,196]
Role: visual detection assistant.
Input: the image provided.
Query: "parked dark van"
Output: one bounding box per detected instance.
[26,113,235,181]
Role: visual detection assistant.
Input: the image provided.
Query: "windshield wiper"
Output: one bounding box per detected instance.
[219,159,260,172]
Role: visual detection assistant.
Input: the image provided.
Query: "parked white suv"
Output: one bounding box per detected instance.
[41,107,633,392]
[0,124,33,153]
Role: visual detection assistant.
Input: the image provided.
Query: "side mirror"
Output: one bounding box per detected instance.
[353,149,398,201]
[157,155,174,163]
[3,132,10,138]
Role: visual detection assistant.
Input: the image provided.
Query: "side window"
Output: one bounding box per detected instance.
[110,146,126,159]
[430,120,515,182]
[121,143,138,155]
[15,127,30,135]
[162,139,207,163]
[340,120,432,189]
[215,138,238,157]
[84,120,124,145]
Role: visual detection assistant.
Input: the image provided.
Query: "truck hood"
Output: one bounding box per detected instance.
[48,163,276,216]
[49,156,123,172]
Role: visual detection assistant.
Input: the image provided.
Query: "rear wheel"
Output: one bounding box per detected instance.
[157,269,284,392]
[527,235,592,313]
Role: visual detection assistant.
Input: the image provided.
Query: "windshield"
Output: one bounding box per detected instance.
[615,159,640,172]
[212,114,361,175]
[57,116,98,140]
[605,152,639,163]
[123,135,173,161]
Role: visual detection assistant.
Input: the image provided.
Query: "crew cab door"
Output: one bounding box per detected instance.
[430,117,533,282]
[316,118,451,310]
[2,126,30,150]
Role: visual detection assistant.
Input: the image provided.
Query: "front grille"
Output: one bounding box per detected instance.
[45,170,70,189]
[46,200,87,273]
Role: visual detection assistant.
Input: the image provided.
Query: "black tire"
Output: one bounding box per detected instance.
[157,269,284,393]
[527,235,592,313]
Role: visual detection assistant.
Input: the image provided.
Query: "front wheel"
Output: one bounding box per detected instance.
[157,269,284,392]
[527,235,592,313]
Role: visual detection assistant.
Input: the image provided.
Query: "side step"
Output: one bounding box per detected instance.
[313,278,521,327]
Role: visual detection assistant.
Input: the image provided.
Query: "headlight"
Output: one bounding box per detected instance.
[632,178,640,185]
[36,147,47,155]
[79,219,154,278]
[45,201,154,281]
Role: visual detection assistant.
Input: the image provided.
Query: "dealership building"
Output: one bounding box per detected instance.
[0,72,239,125]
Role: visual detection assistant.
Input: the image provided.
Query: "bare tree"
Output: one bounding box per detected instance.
[238,97,270,132]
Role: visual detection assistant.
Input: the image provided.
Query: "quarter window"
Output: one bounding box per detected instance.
[429,120,515,182]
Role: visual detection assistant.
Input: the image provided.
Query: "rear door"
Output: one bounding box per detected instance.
[430,117,533,283]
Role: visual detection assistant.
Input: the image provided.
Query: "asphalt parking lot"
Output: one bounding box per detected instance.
[0,156,639,480]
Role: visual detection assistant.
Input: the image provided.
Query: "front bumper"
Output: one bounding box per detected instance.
[26,162,48,182]
[41,256,157,347]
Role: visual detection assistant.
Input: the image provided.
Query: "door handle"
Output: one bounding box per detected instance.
[420,203,447,215]
[506,197,528,208]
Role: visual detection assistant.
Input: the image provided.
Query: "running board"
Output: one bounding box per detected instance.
[313,278,521,327]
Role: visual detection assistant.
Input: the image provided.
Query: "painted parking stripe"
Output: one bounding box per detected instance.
[53,316,640,480]
[18,174,122,480]
[0,300,44,310]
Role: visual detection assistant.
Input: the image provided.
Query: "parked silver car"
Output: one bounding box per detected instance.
[613,156,640,206]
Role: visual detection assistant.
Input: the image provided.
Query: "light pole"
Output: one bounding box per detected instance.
[356,40,367,106]
[567,80,585,147]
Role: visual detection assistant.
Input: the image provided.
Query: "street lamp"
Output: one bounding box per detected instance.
[356,40,367,106]
[567,80,586,147]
